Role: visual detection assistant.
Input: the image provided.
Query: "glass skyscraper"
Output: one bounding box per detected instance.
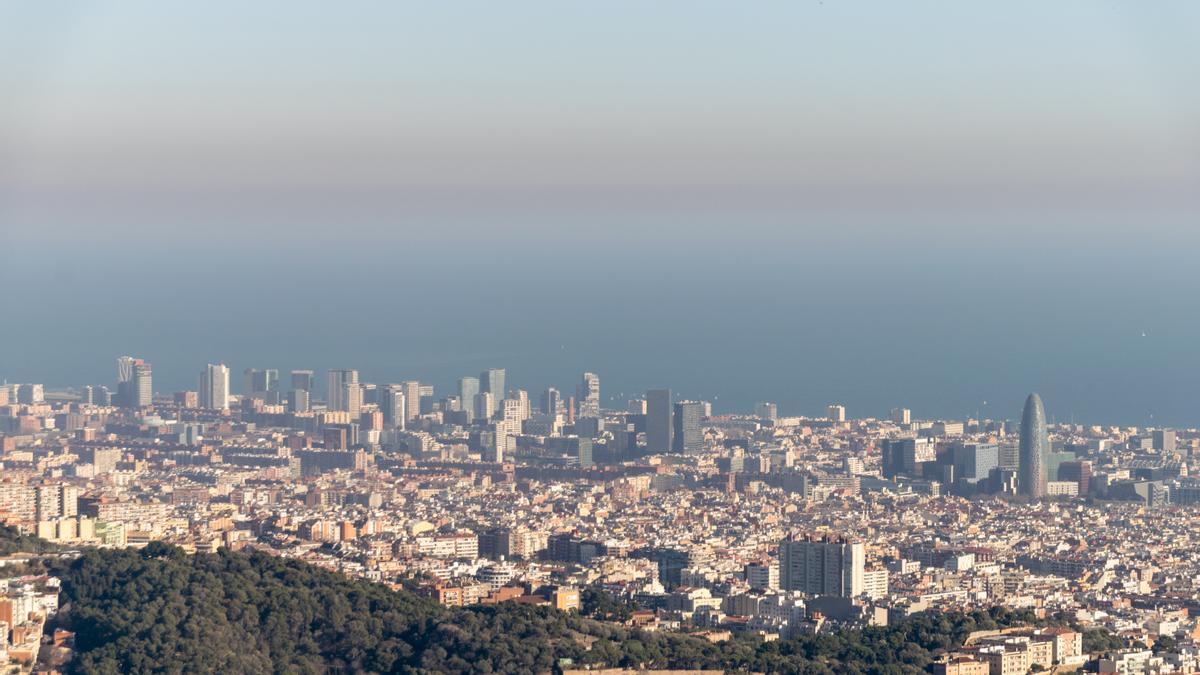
[1018,393,1048,498]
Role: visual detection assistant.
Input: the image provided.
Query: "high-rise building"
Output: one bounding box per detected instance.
[645,389,673,454]
[953,442,999,482]
[474,392,494,423]
[116,356,134,407]
[1018,393,1049,498]
[541,387,561,416]
[480,368,505,415]
[745,562,780,591]
[243,368,279,402]
[199,363,230,410]
[755,402,778,421]
[290,370,315,392]
[577,372,600,418]
[116,356,151,407]
[458,377,480,420]
[673,401,704,454]
[890,407,911,425]
[827,404,846,423]
[779,535,864,598]
[401,381,421,422]
[287,389,310,413]
[380,385,407,429]
[131,359,152,407]
[1153,429,1177,454]
[326,369,358,411]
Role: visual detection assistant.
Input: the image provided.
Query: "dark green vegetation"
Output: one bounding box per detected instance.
[44,542,1076,674]
[0,524,58,555]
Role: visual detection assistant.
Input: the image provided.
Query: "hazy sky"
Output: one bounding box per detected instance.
[2,3,1199,425]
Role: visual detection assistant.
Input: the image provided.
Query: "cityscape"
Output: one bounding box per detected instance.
[5,2,1200,673]
[0,359,1198,672]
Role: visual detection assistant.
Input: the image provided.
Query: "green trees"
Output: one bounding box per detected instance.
[49,545,1037,674]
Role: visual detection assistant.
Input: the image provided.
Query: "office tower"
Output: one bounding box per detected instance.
[755,402,778,421]
[343,382,363,415]
[380,385,406,429]
[326,369,358,411]
[474,392,494,422]
[541,387,561,416]
[880,437,935,478]
[502,398,524,426]
[199,363,230,410]
[1018,393,1049,498]
[116,356,151,407]
[1153,429,1177,454]
[953,442,999,482]
[645,389,673,454]
[400,381,421,422]
[290,369,315,392]
[287,389,310,413]
[779,536,864,598]
[577,372,600,418]
[889,407,911,425]
[418,384,435,414]
[673,401,704,454]
[577,437,594,469]
[458,377,480,420]
[131,359,152,407]
[998,440,1020,471]
[827,404,846,423]
[480,368,505,415]
[1058,460,1092,495]
[116,356,134,407]
[628,399,647,415]
[243,368,279,404]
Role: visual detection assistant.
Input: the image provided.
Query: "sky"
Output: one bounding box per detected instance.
[1,2,1199,425]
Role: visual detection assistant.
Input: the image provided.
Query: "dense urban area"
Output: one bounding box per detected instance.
[1,359,1198,673]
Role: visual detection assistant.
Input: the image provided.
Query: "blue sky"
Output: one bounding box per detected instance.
[2,3,1199,425]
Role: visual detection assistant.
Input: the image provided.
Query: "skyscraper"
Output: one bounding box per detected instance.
[131,359,152,407]
[827,404,846,423]
[754,402,778,421]
[541,387,560,416]
[458,376,480,420]
[779,535,865,598]
[474,392,494,422]
[116,356,151,408]
[326,369,358,411]
[401,381,421,422]
[1018,393,1048,498]
[242,368,279,404]
[199,363,230,410]
[380,384,406,429]
[673,401,704,454]
[480,368,505,415]
[645,389,672,454]
[287,388,310,413]
[577,372,600,418]
[290,369,315,392]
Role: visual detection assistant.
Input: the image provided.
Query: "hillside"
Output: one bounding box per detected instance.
[48,543,1035,674]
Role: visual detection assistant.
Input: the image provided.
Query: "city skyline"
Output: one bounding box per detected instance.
[4,357,1194,429]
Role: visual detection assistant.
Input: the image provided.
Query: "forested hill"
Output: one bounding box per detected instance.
[49,543,1036,674]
